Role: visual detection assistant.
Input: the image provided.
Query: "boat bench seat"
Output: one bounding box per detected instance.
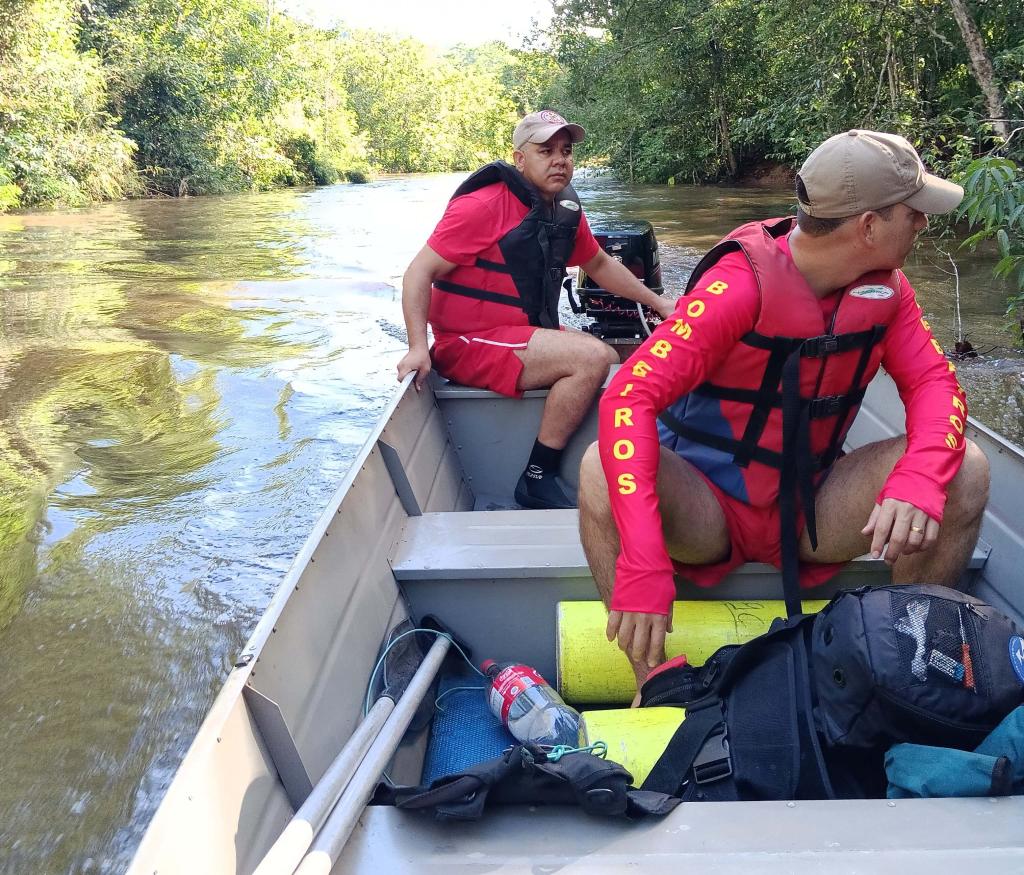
[391,509,991,691]
[390,508,990,588]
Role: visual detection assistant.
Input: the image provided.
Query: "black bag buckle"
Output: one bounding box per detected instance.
[803,335,839,357]
[808,395,845,418]
[692,725,732,784]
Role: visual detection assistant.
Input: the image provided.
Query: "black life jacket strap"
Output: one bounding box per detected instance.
[694,383,867,419]
[823,324,887,454]
[700,327,882,468]
[741,327,882,356]
[793,629,836,799]
[778,347,805,618]
[658,407,785,470]
[433,278,525,311]
[777,324,887,618]
[474,257,513,274]
[731,341,797,467]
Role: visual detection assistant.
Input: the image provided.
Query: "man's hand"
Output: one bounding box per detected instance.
[861,497,940,565]
[606,609,673,670]
[397,348,432,391]
[651,296,675,322]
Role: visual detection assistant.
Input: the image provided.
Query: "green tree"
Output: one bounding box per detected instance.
[81,0,300,194]
[0,0,137,209]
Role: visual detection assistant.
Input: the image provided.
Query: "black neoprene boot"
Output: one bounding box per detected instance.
[514,465,576,510]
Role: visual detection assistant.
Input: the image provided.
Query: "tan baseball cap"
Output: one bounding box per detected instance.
[797,129,963,218]
[513,110,586,151]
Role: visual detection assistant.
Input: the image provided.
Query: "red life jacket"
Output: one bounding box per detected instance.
[431,161,582,330]
[658,217,899,614]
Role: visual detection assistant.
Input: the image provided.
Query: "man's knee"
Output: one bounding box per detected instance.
[577,335,618,375]
[947,439,990,521]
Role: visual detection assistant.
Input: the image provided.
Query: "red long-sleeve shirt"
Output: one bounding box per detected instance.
[599,235,967,615]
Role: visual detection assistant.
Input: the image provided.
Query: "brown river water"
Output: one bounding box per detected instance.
[0,175,1021,873]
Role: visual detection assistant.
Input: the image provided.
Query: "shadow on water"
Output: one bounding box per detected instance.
[0,175,1020,874]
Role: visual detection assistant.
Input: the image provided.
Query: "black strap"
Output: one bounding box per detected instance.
[823,324,886,453]
[730,340,797,467]
[793,624,836,799]
[474,257,514,274]
[640,699,729,796]
[433,278,525,310]
[659,407,785,469]
[778,347,805,618]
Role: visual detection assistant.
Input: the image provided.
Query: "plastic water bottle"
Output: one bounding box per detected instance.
[482,659,581,747]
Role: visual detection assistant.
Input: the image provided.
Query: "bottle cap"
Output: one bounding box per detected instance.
[481,659,497,674]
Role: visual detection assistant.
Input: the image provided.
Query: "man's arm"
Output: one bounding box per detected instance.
[396,245,458,391]
[579,249,675,320]
[866,270,968,563]
[598,254,760,667]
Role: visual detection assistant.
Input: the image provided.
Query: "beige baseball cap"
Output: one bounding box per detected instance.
[513,110,586,151]
[797,129,963,218]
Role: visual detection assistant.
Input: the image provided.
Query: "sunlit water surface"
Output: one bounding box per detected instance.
[0,175,1020,873]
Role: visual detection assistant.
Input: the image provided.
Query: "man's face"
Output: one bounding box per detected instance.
[875,202,929,268]
[513,130,574,199]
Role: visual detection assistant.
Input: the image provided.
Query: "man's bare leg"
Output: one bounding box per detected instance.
[802,436,990,582]
[579,442,731,692]
[516,328,619,449]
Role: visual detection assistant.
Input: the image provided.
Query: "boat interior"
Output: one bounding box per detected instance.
[128,367,1024,874]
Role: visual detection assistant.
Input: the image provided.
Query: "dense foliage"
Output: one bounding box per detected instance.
[0,0,555,207]
[543,0,1023,326]
[2,0,1021,329]
[544,0,1022,183]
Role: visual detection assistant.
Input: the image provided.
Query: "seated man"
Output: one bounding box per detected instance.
[578,129,991,694]
[397,110,673,510]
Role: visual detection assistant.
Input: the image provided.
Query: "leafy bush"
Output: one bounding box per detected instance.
[955,155,1024,340]
[0,0,138,210]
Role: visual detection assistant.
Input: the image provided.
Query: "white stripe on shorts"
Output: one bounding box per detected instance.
[458,335,529,349]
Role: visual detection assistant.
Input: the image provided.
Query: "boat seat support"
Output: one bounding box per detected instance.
[378,439,422,517]
[244,685,314,811]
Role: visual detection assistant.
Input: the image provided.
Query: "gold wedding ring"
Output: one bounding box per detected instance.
[910,525,924,533]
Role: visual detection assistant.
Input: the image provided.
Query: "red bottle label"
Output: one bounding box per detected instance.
[488,665,547,724]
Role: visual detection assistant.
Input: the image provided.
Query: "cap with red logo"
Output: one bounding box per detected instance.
[513,110,586,150]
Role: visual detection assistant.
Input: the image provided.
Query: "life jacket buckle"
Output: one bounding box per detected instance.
[808,395,846,418]
[803,335,840,357]
[692,725,732,784]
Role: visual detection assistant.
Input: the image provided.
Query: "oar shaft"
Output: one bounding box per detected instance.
[295,635,451,875]
[252,695,395,875]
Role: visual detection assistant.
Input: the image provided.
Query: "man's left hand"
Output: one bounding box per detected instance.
[606,609,673,670]
[861,497,940,565]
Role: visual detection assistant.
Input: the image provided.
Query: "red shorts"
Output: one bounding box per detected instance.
[431,326,539,398]
[672,470,846,590]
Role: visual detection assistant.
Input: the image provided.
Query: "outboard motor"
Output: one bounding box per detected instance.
[569,220,664,345]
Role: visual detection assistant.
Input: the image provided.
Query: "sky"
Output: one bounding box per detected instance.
[283,0,555,48]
